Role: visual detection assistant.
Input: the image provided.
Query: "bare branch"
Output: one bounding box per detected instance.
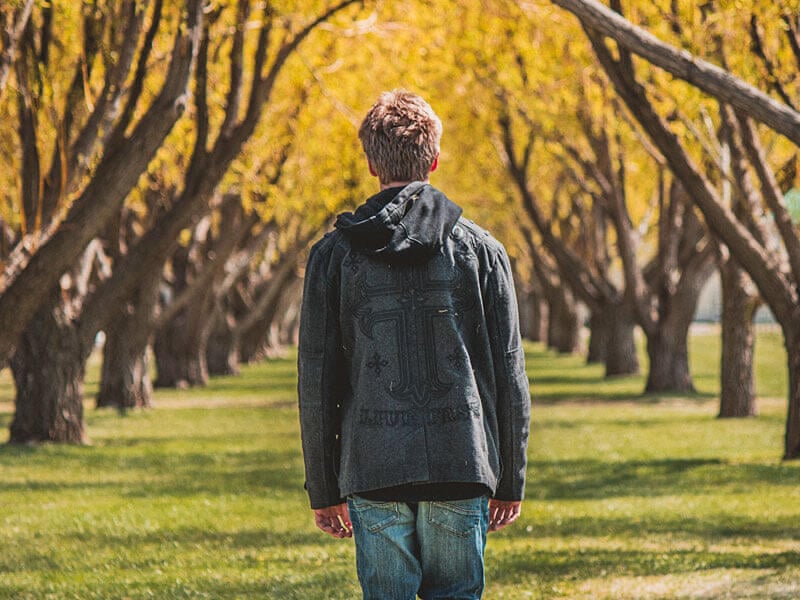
[0,0,34,101]
[582,22,796,324]
[550,0,800,146]
[736,111,800,286]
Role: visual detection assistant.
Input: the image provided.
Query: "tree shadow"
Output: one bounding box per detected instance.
[487,547,800,585]
[0,446,305,497]
[525,458,799,502]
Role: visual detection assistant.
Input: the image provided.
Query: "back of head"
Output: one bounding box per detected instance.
[358,90,442,185]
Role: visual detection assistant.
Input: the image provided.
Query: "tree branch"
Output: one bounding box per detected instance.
[0,0,204,361]
[0,0,34,101]
[550,0,800,146]
[582,23,797,325]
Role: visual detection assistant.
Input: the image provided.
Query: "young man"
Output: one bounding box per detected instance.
[298,90,531,599]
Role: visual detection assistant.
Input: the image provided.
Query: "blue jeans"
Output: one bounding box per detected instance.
[347,495,490,600]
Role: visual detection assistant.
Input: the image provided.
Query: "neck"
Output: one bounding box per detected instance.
[380,179,427,191]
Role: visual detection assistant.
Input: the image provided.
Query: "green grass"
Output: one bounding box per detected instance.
[0,325,798,599]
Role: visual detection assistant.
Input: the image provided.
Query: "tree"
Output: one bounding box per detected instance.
[6,0,363,442]
[0,0,203,364]
[6,0,204,443]
[549,0,800,456]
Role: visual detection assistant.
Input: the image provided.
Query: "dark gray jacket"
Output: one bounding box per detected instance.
[298,182,531,509]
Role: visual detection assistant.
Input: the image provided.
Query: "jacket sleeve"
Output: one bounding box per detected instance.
[483,245,531,501]
[297,236,345,509]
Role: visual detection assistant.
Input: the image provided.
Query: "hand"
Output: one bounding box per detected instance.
[488,499,521,533]
[313,503,353,539]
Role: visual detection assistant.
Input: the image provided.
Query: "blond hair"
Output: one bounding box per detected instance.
[358,90,442,184]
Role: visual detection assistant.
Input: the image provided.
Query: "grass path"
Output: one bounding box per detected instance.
[0,326,798,598]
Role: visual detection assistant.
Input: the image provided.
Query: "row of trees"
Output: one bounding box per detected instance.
[548,0,800,458]
[1,0,799,459]
[0,0,365,442]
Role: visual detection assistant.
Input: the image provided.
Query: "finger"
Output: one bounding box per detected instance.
[316,516,346,538]
[497,507,522,531]
[336,514,353,538]
[489,505,503,529]
[315,516,336,534]
[489,508,507,532]
[489,504,522,532]
[341,505,353,532]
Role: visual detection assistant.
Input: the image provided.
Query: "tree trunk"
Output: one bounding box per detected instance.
[239,315,271,364]
[0,2,203,363]
[586,310,608,364]
[153,308,209,388]
[237,254,301,363]
[8,293,90,444]
[784,329,800,460]
[587,301,639,376]
[98,333,153,411]
[206,311,240,376]
[644,325,694,393]
[547,286,580,354]
[527,293,547,343]
[518,280,547,343]
[718,259,758,417]
[604,302,639,377]
[96,274,160,410]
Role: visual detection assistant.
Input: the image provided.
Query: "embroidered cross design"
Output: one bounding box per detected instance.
[367,352,389,376]
[348,258,475,407]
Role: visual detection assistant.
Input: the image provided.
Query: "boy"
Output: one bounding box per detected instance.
[298,90,531,599]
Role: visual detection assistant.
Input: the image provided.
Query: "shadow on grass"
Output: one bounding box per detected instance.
[58,526,326,554]
[517,512,800,541]
[526,458,800,502]
[487,547,800,585]
[0,527,360,599]
[0,446,305,497]
[531,381,717,404]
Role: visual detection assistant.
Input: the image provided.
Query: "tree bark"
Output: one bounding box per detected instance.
[153,309,209,388]
[518,285,547,343]
[238,262,301,362]
[206,309,240,376]
[784,330,800,459]
[546,285,581,354]
[150,245,212,389]
[586,310,608,364]
[718,257,758,417]
[8,291,90,444]
[645,326,693,393]
[96,272,160,410]
[517,267,547,343]
[602,301,639,377]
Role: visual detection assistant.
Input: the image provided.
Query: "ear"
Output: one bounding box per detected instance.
[368,160,378,178]
[429,154,439,173]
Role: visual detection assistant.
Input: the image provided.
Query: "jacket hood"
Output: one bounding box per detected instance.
[334,182,463,264]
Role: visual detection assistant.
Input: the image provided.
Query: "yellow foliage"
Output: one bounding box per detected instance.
[1,0,797,277]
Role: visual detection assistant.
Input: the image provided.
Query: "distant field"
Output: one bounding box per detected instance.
[0,325,798,599]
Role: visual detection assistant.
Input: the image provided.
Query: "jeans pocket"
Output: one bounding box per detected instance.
[428,498,486,538]
[349,497,401,533]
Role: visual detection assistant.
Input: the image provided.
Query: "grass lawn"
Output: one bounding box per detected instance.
[0,325,798,599]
